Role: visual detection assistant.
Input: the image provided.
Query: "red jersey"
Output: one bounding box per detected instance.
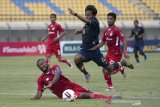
[102,25,124,61]
[47,23,64,47]
[37,65,88,98]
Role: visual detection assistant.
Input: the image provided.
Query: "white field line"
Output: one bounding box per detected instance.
[0,92,160,99]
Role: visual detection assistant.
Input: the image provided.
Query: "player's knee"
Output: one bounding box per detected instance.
[74,54,82,63]
[79,92,90,99]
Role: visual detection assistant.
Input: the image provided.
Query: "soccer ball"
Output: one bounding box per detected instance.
[62,89,76,102]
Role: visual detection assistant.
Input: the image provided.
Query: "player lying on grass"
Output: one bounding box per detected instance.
[68,5,134,83]
[31,59,122,100]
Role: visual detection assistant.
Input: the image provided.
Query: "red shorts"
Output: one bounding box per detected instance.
[46,45,60,57]
[66,83,92,99]
[106,52,122,62]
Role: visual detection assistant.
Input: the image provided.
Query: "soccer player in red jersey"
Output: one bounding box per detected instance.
[98,12,130,91]
[31,59,122,100]
[41,14,72,68]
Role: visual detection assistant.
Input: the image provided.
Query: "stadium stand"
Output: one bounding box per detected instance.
[141,0,160,14]
[0,0,159,21]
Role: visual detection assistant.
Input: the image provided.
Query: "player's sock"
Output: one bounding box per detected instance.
[135,53,140,63]
[75,62,89,75]
[46,57,50,66]
[90,93,112,99]
[104,73,113,87]
[144,54,147,60]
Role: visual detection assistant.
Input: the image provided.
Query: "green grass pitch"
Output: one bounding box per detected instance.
[0,53,160,107]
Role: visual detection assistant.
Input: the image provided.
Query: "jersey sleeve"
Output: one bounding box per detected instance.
[37,76,44,92]
[58,24,64,33]
[116,28,124,41]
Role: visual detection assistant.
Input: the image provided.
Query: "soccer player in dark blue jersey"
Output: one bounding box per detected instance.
[129,20,147,64]
[68,5,134,83]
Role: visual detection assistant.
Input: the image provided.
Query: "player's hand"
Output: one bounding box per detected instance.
[75,29,82,35]
[53,37,59,42]
[41,37,46,42]
[124,53,130,60]
[68,8,76,16]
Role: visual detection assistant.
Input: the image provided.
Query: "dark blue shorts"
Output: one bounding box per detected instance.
[133,40,144,53]
[78,48,109,67]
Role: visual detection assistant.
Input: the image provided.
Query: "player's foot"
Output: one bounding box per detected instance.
[122,59,134,69]
[136,62,140,66]
[105,87,115,91]
[112,94,122,99]
[67,60,73,69]
[120,67,126,78]
[144,55,147,60]
[85,73,90,83]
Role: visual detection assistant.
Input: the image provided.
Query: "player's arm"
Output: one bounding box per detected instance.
[31,91,43,100]
[75,29,83,35]
[97,41,105,48]
[46,67,61,88]
[128,30,134,38]
[53,31,66,42]
[138,27,145,38]
[97,31,106,48]
[118,30,130,59]
[68,8,90,24]
[121,39,129,59]
[41,35,48,42]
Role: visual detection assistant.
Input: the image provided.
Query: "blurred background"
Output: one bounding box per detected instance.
[0,0,160,56]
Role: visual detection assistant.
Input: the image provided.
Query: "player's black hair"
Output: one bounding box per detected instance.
[36,59,45,65]
[107,12,116,20]
[50,14,57,18]
[134,19,139,24]
[85,5,97,16]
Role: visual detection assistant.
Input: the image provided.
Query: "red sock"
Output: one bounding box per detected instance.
[104,73,113,87]
[59,57,68,64]
[90,93,112,99]
[46,57,50,66]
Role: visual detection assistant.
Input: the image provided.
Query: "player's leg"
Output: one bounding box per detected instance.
[103,68,115,91]
[92,48,133,74]
[46,47,52,66]
[72,83,119,99]
[54,47,73,68]
[75,92,121,99]
[74,50,91,82]
[134,43,140,64]
[139,41,147,60]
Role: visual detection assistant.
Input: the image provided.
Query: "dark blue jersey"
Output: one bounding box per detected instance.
[81,18,100,49]
[131,26,144,41]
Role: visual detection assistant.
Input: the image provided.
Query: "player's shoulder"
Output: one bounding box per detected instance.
[50,64,60,71]
[113,25,121,31]
[55,23,61,27]
[37,74,44,82]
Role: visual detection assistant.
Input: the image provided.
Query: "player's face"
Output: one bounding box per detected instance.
[107,16,115,26]
[37,60,48,73]
[134,21,138,27]
[85,11,93,20]
[50,15,56,23]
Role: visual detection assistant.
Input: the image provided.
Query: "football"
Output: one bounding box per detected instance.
[62,89,76,102]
